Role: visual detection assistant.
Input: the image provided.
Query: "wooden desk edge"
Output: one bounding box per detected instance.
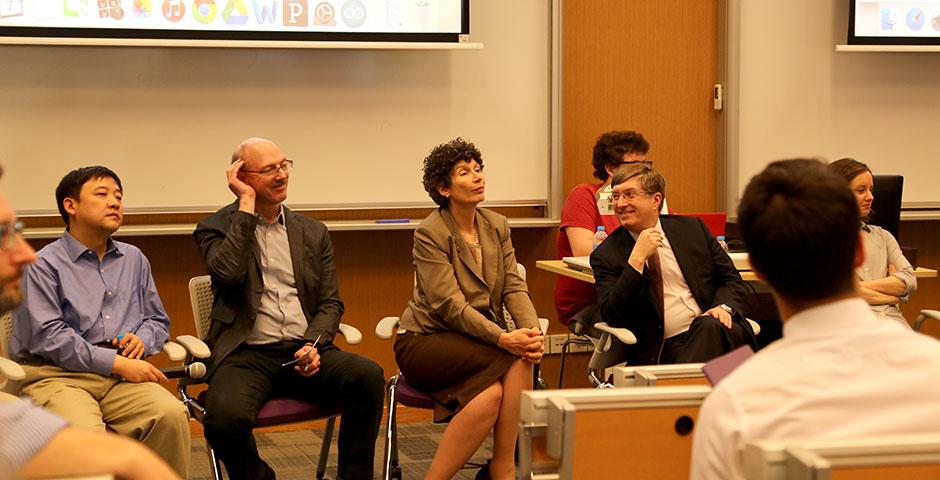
[537,260,938,283]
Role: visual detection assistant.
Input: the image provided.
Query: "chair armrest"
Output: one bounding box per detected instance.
[0,356,25,394]
[914,310,940,332]
[162,341,187,362]
[174,335,211,359]
[375,316,401,340]
[538,317,549,333]
[337,323,363,345]
[594,322,637,346]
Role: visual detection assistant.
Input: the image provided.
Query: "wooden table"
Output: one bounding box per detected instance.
[536,260,938,284]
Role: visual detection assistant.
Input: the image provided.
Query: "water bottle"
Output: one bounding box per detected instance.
[716,235,729,253]
[591,226,608,251]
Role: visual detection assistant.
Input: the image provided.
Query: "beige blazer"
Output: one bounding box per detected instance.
[399,207,539,344]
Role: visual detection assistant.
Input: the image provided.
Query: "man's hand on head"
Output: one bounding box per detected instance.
[227,160,256,213]
[628,228,664,272]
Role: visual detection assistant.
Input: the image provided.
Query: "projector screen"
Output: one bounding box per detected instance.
[849,0,940,44]
[0,0,468,42]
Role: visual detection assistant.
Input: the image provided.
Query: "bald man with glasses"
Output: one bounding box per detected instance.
[194,137,384,480]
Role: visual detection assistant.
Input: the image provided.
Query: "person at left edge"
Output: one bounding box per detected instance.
[194,137,385,480]
[10,166,191,477]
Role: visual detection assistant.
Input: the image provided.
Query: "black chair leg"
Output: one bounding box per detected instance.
[316,416,336,480]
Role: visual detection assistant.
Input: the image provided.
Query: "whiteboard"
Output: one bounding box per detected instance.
[0,0,552,216]
[727,0,940,210]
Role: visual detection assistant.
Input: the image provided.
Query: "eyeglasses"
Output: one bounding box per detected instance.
[0,221,24,251]
[610,190,651,202]
[242,159,294,177]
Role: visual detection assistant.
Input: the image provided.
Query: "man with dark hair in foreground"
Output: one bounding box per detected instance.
[9,166,189,477]
[0,165,178,480]
[691,159,940,480]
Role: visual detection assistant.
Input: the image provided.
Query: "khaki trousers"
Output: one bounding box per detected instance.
[21,365,191,478]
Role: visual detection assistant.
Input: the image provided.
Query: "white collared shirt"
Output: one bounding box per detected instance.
[629,219,702,338]
[690,298,940,480]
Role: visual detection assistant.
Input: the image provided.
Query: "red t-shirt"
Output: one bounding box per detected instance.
[554,183,622,325]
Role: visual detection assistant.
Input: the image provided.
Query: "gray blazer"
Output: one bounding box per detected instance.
[399,207,539,345]
[193,201,344,378]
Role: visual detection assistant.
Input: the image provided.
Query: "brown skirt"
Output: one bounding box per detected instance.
[394,330,515,422]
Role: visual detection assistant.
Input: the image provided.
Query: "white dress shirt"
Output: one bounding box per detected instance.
[690,298,940,480]
[630,219,703,338]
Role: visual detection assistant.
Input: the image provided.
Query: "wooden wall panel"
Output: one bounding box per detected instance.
[563,0,719,213]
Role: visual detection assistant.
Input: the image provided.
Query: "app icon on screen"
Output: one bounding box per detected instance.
[223,0,249,25]
[284,0,309,26]
[162,0,185,21]
[193,0,218,24]
[314,2,336,26]
[341,0,366,28]
[98,0,125,20]
[0,0,24,18]
[906,8,925,31]
[931,9,940,31]
[133,0,154,19]
[881,8,897,30]
[65,0,93,18]
[254,0,278,24]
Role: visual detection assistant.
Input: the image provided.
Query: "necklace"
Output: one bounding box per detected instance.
[468,223,481,248]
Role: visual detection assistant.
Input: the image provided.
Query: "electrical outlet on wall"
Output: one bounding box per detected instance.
[545,334,594,355]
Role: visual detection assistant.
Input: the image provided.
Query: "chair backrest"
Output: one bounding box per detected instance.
[745,433,940,480]
[681,213,727,237]
[870,175,903,240]
[0,312,11,358]
[188,276,214,339]
[612,363,707,387]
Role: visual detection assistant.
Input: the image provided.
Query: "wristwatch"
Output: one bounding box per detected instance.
[718,304,734,315]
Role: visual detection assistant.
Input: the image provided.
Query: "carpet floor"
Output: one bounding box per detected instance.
[188,422,492,480]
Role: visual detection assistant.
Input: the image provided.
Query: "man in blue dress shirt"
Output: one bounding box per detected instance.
[10,166,190,477]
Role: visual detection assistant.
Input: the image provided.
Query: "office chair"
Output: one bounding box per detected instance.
[181,275,363,480]
[375,264,549,480]
[914,310,940,332]
[0,313,25,394]
[558,304,760,388]
[558,304,637,388]
[870,175,904,240]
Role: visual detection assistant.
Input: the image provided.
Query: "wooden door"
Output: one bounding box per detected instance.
[563,0,721,213]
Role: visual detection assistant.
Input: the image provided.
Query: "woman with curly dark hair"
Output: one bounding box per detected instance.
[394,138,544,480]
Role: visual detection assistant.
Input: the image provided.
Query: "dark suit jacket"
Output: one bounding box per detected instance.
[399,207,539,345]
[590,215,750,365]
[193,201,344,378]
